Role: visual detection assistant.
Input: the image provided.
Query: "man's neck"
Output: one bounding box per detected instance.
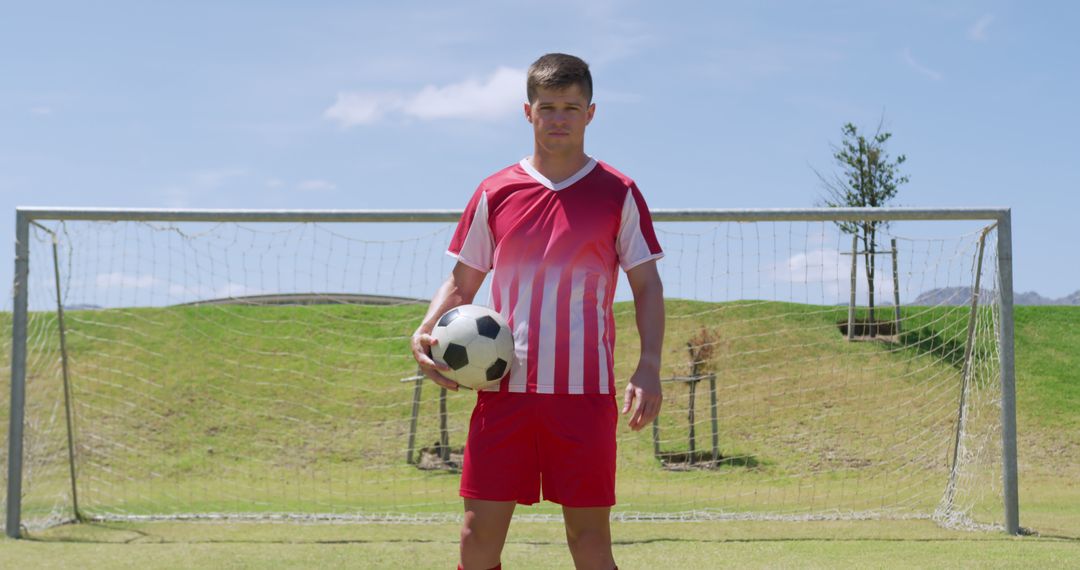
[529,149,590,185]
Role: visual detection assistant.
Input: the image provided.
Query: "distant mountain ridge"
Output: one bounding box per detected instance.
[914,287,1080,306]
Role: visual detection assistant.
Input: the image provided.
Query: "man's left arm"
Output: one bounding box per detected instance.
[621,259,664,430]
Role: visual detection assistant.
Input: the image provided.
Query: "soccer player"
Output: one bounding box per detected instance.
[411,53,665,570]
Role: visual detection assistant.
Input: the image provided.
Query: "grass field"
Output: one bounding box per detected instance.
[2,519,1079,569]
[2,303,1078,568]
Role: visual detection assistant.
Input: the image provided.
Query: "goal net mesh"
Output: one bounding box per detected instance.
[2,216,1003,530]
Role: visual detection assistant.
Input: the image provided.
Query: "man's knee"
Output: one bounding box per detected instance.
[565,525,612,553]
[460,513,507,551]
[460,517,489,547]
[460,525,492,548]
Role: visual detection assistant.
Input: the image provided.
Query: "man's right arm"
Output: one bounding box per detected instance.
[410,261,488,390]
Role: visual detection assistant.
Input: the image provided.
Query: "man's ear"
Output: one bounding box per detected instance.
[524,102,533,124]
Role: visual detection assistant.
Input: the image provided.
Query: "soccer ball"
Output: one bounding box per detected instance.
[429,304,514,389]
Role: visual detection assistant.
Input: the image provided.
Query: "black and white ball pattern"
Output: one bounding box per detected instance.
[430,304,514,389]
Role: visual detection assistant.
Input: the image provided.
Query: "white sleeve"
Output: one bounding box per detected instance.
[447,191,494,272]
[617,190,664,271]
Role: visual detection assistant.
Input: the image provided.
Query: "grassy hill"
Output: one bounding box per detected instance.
[1013,306,1080,429]
[1,302,1076,533]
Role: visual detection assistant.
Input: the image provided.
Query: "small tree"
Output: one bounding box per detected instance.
[816,120,909,335]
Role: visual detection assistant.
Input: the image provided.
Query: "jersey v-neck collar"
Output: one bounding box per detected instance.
[519,156,597,191]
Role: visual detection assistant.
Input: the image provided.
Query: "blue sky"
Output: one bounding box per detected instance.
[2,1,1077,300]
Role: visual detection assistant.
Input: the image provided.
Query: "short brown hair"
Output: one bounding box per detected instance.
[526,53,593,104]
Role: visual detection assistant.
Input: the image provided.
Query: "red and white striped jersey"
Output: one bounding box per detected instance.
[447,157,663,395]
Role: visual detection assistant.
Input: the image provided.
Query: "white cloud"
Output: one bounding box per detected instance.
[168,282,264,300]
[403,67,523,120]
[901,48,943,81]
[297,179,337,192]
[324,67,525,128]
[768,248,898,299]
[215,283,261,298]
[95,273,261,301]
[30,106,53,116]
[774,248,844,286]
[265,178,284,188]
[968,14,994,41]
[323,91,402,126]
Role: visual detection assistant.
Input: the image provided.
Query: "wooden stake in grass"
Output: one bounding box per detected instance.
[686,328,718,462]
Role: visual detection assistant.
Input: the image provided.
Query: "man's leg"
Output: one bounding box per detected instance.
[460,498,516,570]
[562,506,616,570]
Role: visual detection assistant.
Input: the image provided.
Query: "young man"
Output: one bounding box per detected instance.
[411,53,665,570]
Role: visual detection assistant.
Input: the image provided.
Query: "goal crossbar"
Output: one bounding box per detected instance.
[16,206,1008,223]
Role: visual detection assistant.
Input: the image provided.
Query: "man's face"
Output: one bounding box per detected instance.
[524,84,595,155]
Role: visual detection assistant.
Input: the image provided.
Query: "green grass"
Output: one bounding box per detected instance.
[3,520,1079,569]
[2,302,1078,567]
[1013,306,1080,430]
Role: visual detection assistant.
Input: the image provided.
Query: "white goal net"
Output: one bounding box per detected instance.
[3,208,1017,535]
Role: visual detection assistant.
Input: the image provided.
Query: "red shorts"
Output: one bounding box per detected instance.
[460,391,618,508]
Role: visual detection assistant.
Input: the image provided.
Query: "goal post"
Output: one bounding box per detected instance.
[5,206,1018,538]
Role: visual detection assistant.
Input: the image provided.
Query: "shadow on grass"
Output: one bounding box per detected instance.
[413,446,464,472]
[656,450,761,470]
[832,308,983,373]
[897,328,967,370]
